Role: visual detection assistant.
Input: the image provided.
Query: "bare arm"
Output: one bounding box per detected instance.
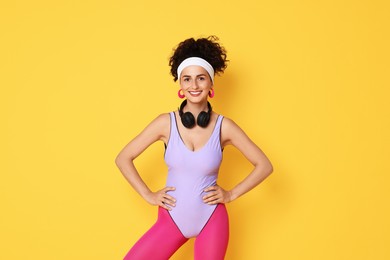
[115,113,176,210]
[203,117,273,204]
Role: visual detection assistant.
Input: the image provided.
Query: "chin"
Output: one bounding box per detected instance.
[187,96,208,102]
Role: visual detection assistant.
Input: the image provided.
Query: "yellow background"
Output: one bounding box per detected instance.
[1,0,389,259]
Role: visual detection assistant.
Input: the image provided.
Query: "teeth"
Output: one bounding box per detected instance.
[189,91,201,94]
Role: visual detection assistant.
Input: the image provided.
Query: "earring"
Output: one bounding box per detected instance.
[208,88,215,98]
[178,89,185,99]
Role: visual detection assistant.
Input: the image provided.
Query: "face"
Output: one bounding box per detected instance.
[179,65,213,103]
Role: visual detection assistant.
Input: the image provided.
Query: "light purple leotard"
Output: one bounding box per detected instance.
[164,112,224,238]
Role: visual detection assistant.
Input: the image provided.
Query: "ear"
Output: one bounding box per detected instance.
[208,88,215,98]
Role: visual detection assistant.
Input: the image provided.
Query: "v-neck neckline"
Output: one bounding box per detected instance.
[173,112,219,153]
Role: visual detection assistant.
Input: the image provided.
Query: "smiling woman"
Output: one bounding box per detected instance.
[180,65,212,100]
[115,35,273,260]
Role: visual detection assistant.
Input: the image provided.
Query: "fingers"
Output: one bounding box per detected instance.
[161,186,176,202]
[158,187,176,211]
[203,186,218,192]
[203,185,231,204]
[150,185,229,210]
[203,186,222,204]
[203,193,220,204]
[162,186,176,192]
[161,193,176,206]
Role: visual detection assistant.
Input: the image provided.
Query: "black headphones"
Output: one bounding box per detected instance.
[178,99,212,128]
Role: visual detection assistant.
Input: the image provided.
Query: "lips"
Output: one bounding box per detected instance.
[189,91,202,96]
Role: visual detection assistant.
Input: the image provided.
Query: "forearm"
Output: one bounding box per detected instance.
[115,156,152,199]
[229,163,273,202]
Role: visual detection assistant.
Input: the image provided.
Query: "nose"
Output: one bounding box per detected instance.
[191,80,199,89]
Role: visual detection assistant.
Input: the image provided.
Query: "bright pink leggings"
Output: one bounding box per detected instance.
[124,204,229,260]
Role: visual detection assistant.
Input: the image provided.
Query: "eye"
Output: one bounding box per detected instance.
[198,76,206,81]
[183,77,190,82]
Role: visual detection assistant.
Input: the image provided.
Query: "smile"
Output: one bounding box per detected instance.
[189,91,202,96]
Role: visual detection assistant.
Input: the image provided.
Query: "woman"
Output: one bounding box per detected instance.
[115,36,273,260]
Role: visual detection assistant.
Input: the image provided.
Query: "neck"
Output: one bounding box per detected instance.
[184,100,209,115]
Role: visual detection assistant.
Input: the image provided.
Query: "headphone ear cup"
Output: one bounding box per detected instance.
[178,100,212,128]
[181,112,196,128]
[197,111,210,128]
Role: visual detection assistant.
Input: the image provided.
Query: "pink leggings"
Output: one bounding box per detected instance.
[124,204,229,260]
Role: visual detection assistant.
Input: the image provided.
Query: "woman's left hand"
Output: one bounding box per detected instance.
[203,185,232,204]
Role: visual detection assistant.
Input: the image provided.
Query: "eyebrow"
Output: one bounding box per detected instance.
[181,74,208,78]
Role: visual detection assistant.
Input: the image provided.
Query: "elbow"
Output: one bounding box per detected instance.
[267,163,274,175]
[266,159,274,175]
[115,153,128,168]
[257,160,273,177]
[114,155,121,167]
[115,152,135,168]
[114,155,122,168]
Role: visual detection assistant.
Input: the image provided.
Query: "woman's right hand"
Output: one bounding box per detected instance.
[145,187,176,211]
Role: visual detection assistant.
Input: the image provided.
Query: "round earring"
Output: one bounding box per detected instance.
[178,89,185,99]
[208,88,215,98]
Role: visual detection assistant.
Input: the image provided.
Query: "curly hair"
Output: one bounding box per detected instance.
[169,36,228,82]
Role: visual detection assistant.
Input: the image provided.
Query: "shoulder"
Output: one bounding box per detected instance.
[221,116,239,146]
[138,112,171,143]
[220,116,247,147]
[152,112,171,126]
[220,116,239,130]
[211,112,238,131]
[149,112,171,132]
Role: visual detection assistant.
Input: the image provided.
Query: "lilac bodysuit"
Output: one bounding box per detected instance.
[164,112,224,238]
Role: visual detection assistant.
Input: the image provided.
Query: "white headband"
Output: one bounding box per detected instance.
[177,57,215,83]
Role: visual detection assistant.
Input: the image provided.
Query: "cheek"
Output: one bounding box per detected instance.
[201,81,213,89]
[180,81,190,89]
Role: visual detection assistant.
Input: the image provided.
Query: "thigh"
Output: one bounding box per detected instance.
[124,207,188,260]
[194,204,229,260]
